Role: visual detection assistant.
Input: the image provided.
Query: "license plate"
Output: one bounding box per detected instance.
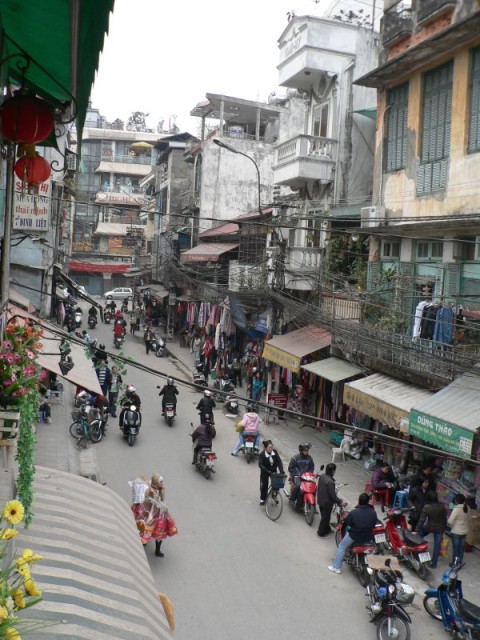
[245,442,254,448]
[375,533,386,543]
[206,459,215,466]
[418,552,431,563]
[167,411,174,417]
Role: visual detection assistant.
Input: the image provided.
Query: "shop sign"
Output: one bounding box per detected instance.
[262,343,301,373]
[343,385,405,430]
[409,410,474,458]
[13,179,50,230]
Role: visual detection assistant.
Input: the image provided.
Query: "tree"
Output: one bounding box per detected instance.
[126,111,153,132]
[110,118,124,130]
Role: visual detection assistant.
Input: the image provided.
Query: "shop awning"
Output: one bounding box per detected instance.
[9,287,36,313]
[180,243,239,263]
[140,285,169,299]
[0,0,113,143]
[302,357,363,383]
[54,266,103,321]
[409,371,480,458]
[262,325,331,373]
[68,261,131,274]
[344,373,433,432]
[19,466,174,639]
[95,161,152,176]
[7,304,102,396]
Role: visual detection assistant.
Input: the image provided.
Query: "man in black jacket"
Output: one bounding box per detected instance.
[328,493,377,574]
[317,463,346,537]
[287,443,315,509]
[158,377,179,414]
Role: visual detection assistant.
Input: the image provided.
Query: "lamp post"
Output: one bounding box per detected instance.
[213,138,261,216]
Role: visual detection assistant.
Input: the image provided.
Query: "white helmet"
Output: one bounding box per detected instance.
[127,384,136,393]
[204,389,212,397]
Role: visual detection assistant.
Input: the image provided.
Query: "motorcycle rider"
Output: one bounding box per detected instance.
[317,463,346,537]
[88,305,98,322]
[328,492,377,574]
[113,320,125,344]
[119,384,141,428]
[196,389,216,423]
[158,377,179,415]
[191,416,216,465]
[231,404,261,456]
[288,443,315,508]
[92,343,107,365]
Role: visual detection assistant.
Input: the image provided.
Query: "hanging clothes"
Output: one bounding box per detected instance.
[420,303,439,340]
[433,305,454,345]
[413,300,429,338]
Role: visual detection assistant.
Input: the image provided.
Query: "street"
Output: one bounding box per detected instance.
[90,312,441,640]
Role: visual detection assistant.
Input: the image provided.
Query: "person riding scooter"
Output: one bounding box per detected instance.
[158,377,179,415]
[196,389,216,423]
[119,384,141,428]
[287,443,315,507]
[231,404,261,456]
[113,321,125,345]
[191,416,216,465]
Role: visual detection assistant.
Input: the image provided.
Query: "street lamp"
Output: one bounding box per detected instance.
[213,138,261,216]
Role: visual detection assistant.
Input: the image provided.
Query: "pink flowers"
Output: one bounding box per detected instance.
[25,350,35,361]
[12,387,28,397]
[1,341,13,351]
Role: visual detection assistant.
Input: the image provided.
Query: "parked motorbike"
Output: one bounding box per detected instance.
[121,404,141,446]
[114,334,124,349]
[238,431,260,463]
[343,433,364,460]
[383,507,431,579]
[104,310,112,324]
[335,502,387,586]
[213,374,235,400]
[366,556,414,640]
[424,559,480,639]
[193,361,208,388]
[155,335,167,357]
[224,394,239,415]
[288,471,318,525]
[74,307,83,328]
[87,314,97,329]
[163,402,176,427]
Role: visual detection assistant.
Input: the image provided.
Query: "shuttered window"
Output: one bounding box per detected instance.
[385,83,409,172]
[417,61,453,195]
[468,47,480,153]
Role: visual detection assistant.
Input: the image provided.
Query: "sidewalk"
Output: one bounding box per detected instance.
[166,336,480,590]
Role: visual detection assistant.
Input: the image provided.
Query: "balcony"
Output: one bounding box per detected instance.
[181,190,200,211]
[273,135,337,188]
[382,4,413,46]
[100,153,152,166]
[287,246,322,270]
[417,0,456,26]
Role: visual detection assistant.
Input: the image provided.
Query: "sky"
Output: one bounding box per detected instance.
[90,0,381,135]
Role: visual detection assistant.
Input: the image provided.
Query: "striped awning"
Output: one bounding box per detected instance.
[19,467,174,639]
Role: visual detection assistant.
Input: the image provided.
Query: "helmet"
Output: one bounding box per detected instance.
[167,377,174,386]
[204,390,212,397]
[298,443,311,453]
[127,384,136,393]
[99,344,105,350]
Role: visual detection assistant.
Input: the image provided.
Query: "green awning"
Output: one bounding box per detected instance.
[0,0,114,141]
[354,108,378,121]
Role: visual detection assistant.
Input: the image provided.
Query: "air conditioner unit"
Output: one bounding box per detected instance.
[361,206,385,229]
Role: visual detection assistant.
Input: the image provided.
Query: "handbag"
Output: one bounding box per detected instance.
[440,533,450,559]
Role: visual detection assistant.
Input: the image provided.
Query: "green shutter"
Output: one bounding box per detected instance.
[443,263,460,298]
[367,262,381,289]
[386,83,409,172]
[468,47,480,152]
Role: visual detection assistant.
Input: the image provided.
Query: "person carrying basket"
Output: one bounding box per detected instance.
[258,440,284,506]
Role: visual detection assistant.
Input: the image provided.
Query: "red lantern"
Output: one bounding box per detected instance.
[0,93,54,144]
[14,154,51,187]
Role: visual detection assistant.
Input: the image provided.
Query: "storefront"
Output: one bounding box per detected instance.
[344,373,433,466]
[409,371,480,510]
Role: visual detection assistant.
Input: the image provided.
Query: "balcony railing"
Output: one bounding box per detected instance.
[100,153,152,166]
[274,135,337,186]
[382,3,413,45]
[276,135,337,163]
[287,246,322,270]
[417,0,456,25]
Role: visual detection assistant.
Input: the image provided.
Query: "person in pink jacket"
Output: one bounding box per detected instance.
[231,405,261,455]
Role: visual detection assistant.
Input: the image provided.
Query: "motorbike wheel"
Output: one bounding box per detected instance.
[245,452,253,464]
[357,557,371,587]
[127,433,135,447]
[422,595,442,621]
[304,503,315,526]
[410,555,428,580]
[89,422,103,443]
[376,615,410,640]
[167,417,173,427]
[204,467,211,480]
[69,421,82,440]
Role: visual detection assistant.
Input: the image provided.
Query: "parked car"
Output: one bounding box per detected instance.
[104,287,133,301]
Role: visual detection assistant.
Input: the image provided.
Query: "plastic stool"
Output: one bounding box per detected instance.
[393,491,408,508]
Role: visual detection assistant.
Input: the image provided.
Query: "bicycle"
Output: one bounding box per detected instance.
[69,407,102,449]
[265,473,287,522]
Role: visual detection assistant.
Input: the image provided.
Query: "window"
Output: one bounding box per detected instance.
[194,155,202,193]
[468,47,480,153]
[312,103,329,138]
[416,241,443,259]
[382,240,400,258]
[385,83,409,172]
[417,62,453,195]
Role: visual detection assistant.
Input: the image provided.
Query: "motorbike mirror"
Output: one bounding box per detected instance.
[367,567,374,575]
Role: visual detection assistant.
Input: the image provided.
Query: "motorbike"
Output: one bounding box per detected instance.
[121,404,141,446]
[335,502,388,587]
[238,431,260,463]
[155,335,167,357]
[343,433,364,460]
[114,334,124,349]
[383,507,431,579]
[88,314,97,329]
[104,310,112,324]
[198,410,215,426]
[213,374,235,400]
[224,393,239,415]
[366,556,414,640]
[193,361,208,388]
[288,471,318,526]
[423,559,480,639]
[74,307,83,328]
[121,299,129,314]
[163,402,176,427]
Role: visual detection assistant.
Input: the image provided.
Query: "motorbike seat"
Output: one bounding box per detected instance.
[459,600,480,624]
[402,529,425,546]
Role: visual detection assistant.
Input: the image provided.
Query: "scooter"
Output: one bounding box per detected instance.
[224,394,239,415]
[288,471,318,526]
[383,507,431,580]
[424,559,480,638]
[114,334,124,349]
[74,307,83,328]
[121,404,141,446]
[193,361,208,388]
[238,431,260,463]
[155,335,167,357]
[104,310,112,324]
[121,299,128,314]
[213,374,235,399]
[366,556,414,640]
[163,402,176,427]
[88,314,97,329]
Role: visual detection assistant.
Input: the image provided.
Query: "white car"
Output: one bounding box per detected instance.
[104,287,133,301]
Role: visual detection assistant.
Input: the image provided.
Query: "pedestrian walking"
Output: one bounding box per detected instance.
[258,440,284,506]
[415,491,448,569]
[138,473,178,558]
[109,365,123,418]
[316,463,346,537]
[95,360,112,397]
[447,493,469,565]
[231,356,243,387]
[144,326,154,355]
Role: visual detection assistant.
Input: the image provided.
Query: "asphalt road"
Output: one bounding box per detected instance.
[88,307,441,640]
